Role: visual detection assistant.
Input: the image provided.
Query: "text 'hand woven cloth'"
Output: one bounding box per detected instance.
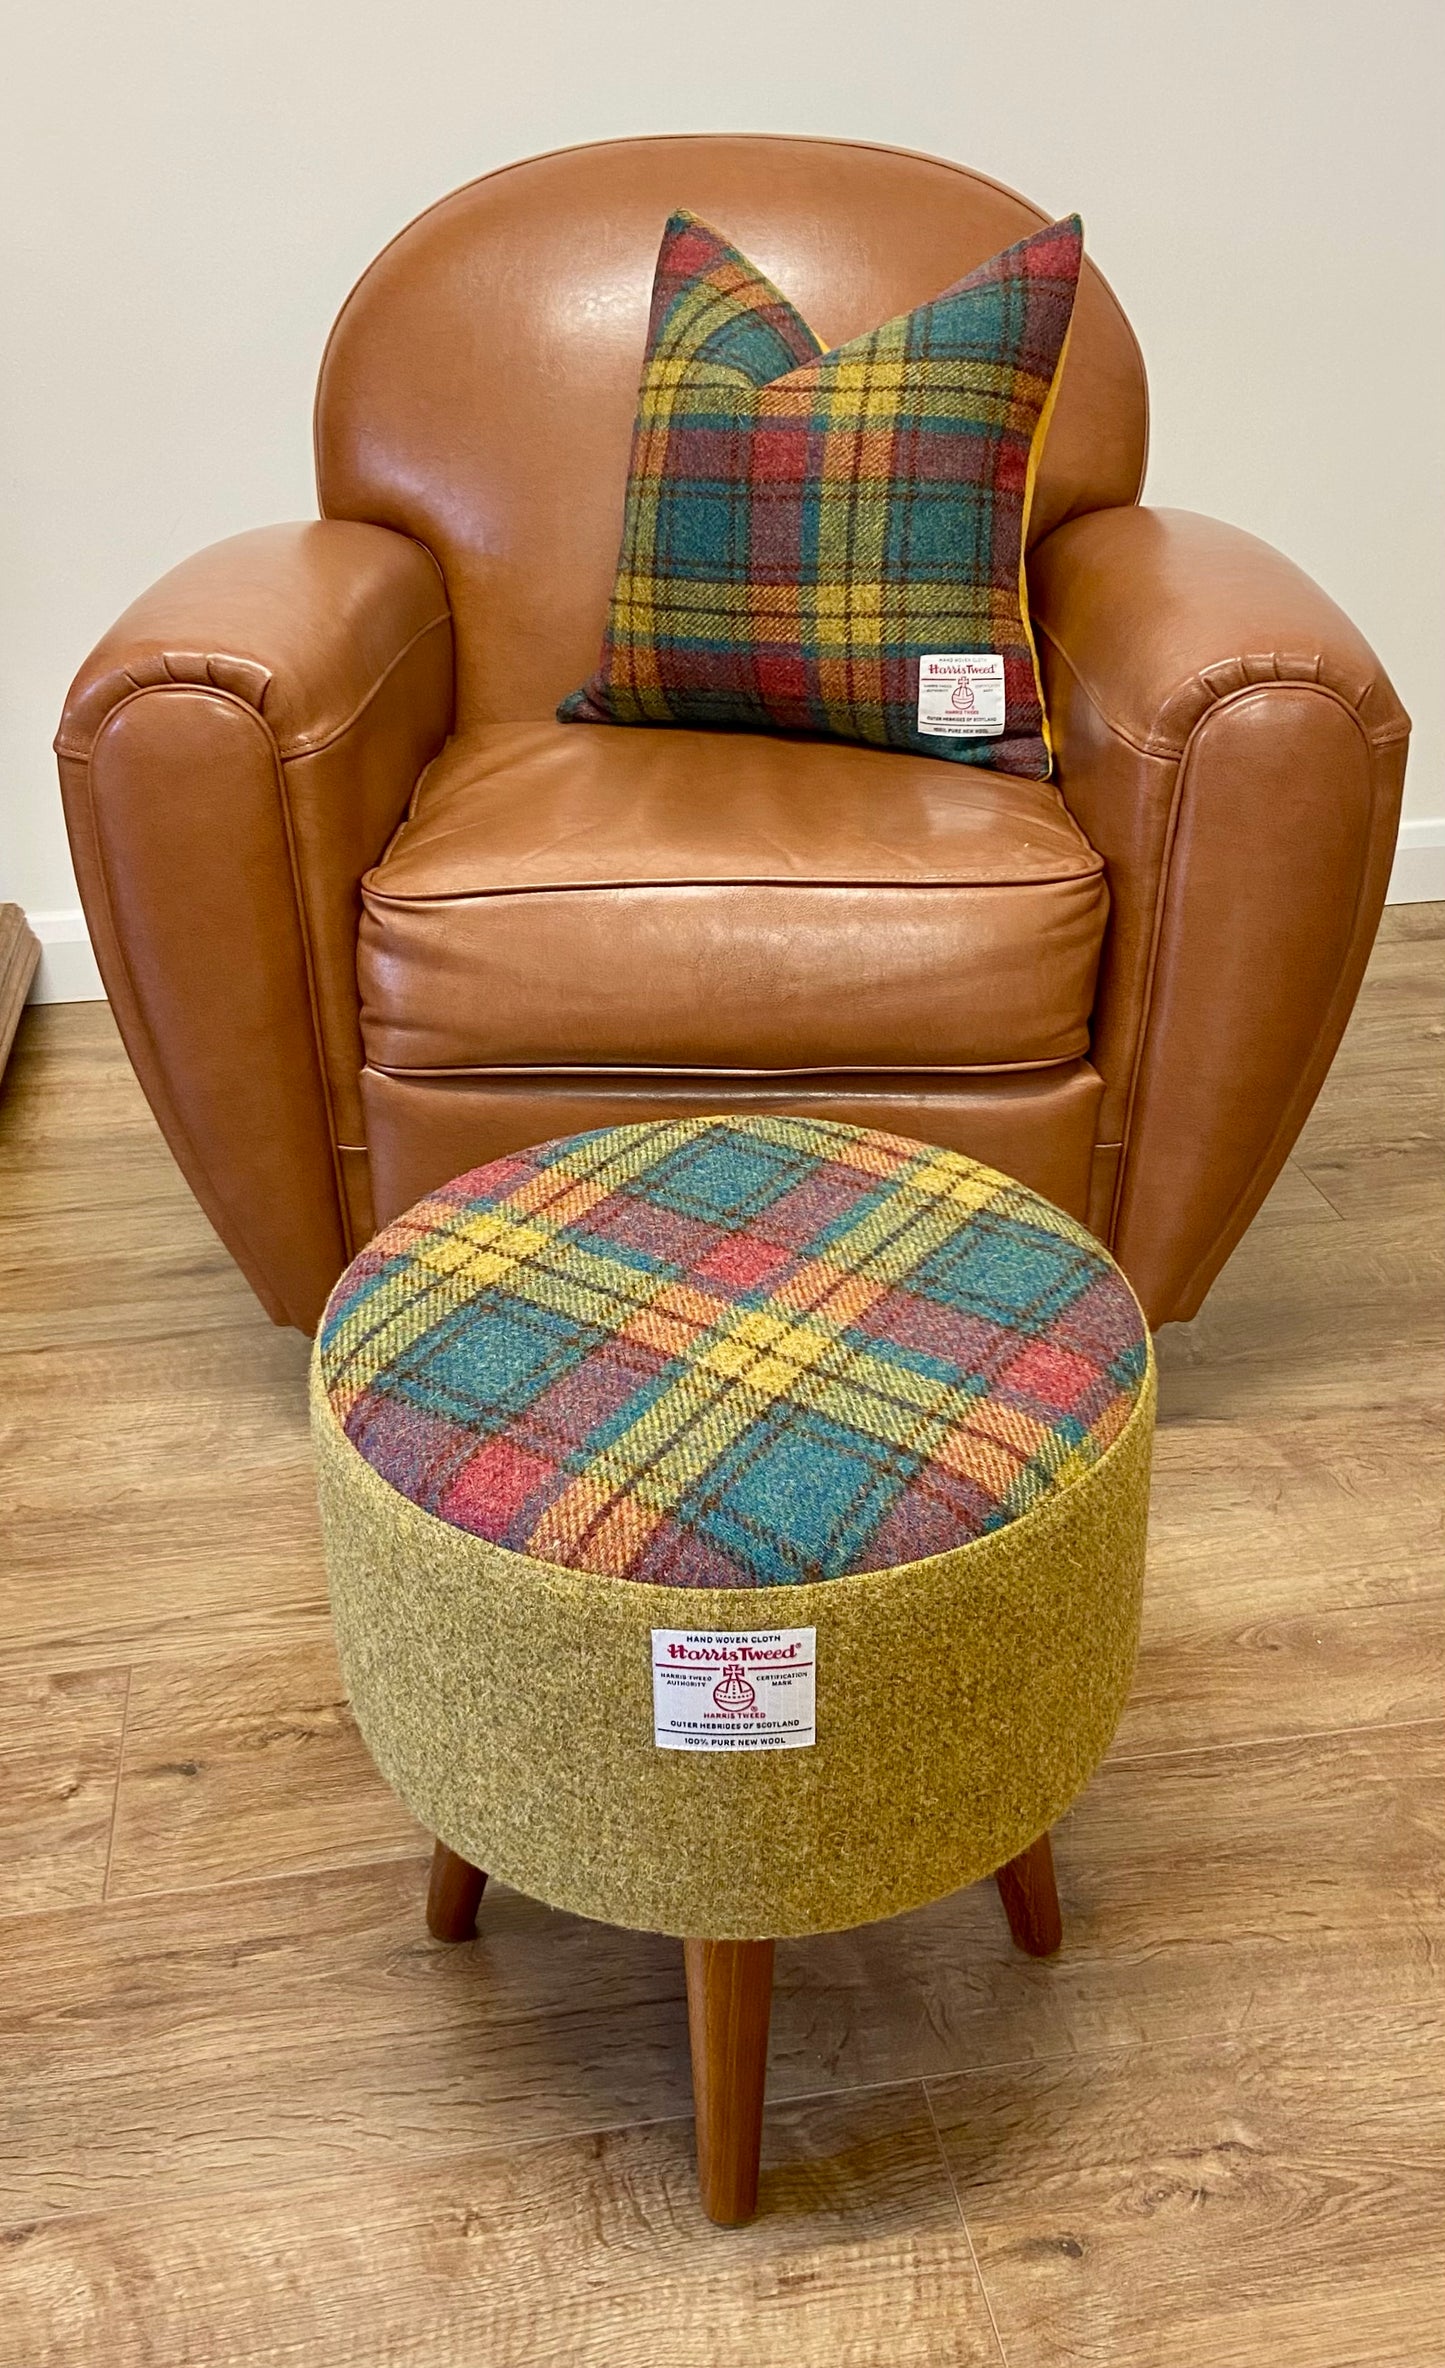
[561,212,1083,777]
[311,1118,1155,1937]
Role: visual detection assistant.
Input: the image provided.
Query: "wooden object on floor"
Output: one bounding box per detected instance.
[993,1831,1063,1958]
[0,904,40,1083]
[426,1840,487,1942]
[683,1936,776,2226]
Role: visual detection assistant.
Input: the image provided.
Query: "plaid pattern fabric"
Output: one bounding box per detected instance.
[319,1118,1148,1590]
[559,211,1082,779]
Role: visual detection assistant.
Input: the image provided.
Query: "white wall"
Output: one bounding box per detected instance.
[5,0,1442,994]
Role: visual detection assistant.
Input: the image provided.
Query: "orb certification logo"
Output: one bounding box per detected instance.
[711,1666,757,1714]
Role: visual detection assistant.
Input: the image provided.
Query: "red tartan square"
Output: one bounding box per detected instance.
[695,1233,795,1293]
[441,1437,559,1531]
[753,649,811,702]
[751,424,812,483]
[1000,1338,1101,1412]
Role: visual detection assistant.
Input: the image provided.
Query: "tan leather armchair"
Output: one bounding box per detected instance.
[57,136,1409,1333]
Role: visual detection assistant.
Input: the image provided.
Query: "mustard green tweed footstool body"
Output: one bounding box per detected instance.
[312,1115,1154,1945]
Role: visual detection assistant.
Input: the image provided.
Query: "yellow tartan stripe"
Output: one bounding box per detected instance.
[767,1359,975,1466]
[327,1118,1104,1504]
[540,1118,710,1193]
[326,1123,701,1382]
[598,1294,991,1511]
[821,1173,999,1287]
[764,353,1050,399]
[607,580,1020,631]
[560,1359,767,1516]
[733,1116,923,1178]
[321,1214,549,1389]
[326,1217,656,1396]
[514,1245,995,1513]
[345,1213,995,1465]
[329,1122,1073,1396]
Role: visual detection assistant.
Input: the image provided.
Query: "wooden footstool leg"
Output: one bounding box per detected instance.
[994,1831,1063,1957]
[684,1937,775,2226]
[426,1839,487,1941]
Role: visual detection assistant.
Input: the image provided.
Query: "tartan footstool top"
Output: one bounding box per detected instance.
[318,1116,1149,1590]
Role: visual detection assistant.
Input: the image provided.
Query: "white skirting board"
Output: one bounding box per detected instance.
[1386,818,1445,904]
[25,910,105,1004]
[19,819,1445,1005]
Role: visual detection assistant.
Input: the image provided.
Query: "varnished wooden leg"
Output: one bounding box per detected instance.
[994,1830,1063,1957]
[683,1936,775,2226]
[426,1839,487,1941]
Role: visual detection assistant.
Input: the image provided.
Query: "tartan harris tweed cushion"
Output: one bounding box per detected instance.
[319,1117,1149,1590]
[559,210,1083,778]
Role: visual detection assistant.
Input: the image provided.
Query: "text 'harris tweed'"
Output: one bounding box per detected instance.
[318,1117,1149,1590]
[560,210,1083,777]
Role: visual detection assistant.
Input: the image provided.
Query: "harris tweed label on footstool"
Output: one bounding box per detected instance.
[651,1627,816,1751]
[318,1116,1150,1593]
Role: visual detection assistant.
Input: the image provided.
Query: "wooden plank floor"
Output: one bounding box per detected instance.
[1,907,1442,2367]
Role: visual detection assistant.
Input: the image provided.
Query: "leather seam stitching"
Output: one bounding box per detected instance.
[1035,615,1407,759]
[274,610,451,759]
[1108,740,1189,1242]
[315,138,1148,519]
[1164,702,1381,1314]
[265,713,356,1249]
[77,711,328,1312]
[92,683,352,1259]
[54,606,451,763]
[360,1056,1094,1081]
[70,750,277,1286]
[360,869,1107,903]
[238,691,356,1249]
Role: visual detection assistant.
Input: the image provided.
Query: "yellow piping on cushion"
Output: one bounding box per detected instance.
[1018,305,1076,779]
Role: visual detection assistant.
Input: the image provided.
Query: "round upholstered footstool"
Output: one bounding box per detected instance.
[312,1116,1154,2223]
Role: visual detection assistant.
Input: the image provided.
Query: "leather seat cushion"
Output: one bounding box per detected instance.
[359,722,1107,1073]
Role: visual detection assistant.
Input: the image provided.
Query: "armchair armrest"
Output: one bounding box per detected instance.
[57,522,453,1327]
[1030,506,1409,1323]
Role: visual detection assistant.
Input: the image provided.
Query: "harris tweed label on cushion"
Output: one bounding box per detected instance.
[559,211,1083,778]
[318,1116,1148,1590]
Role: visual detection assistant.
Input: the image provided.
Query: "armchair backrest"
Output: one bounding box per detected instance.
[315,135,1147,732]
